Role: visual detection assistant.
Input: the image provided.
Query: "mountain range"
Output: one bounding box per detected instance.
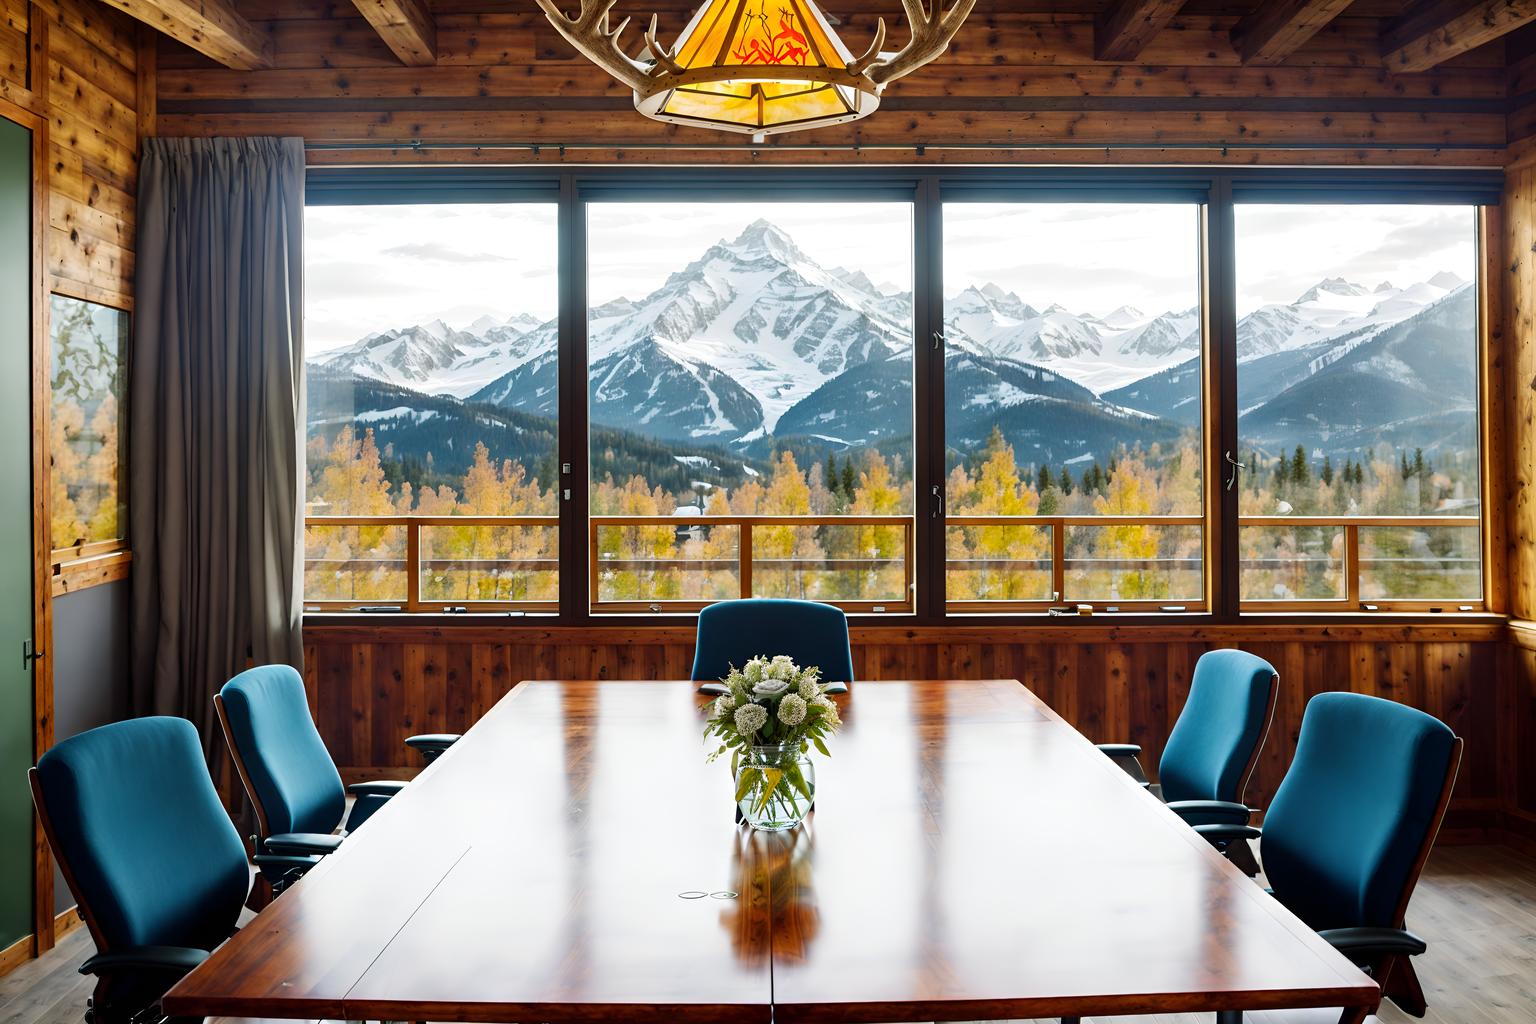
[308,217,1475,479]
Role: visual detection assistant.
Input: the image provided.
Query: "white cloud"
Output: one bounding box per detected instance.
[1235,204,1474,314]
[943,203,1202,318]
[305,203,559,354]
[586,201,913,299]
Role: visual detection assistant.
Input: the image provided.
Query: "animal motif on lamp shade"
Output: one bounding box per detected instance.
[535,0,976,139]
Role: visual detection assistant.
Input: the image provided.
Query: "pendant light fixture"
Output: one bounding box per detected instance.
[536,0,976,140]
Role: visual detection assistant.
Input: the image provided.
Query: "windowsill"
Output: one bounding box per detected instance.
[301,608,1509,634]
[52,549,131,597]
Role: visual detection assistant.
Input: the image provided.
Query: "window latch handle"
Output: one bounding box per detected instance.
[931,331,944,351]
[931,484,945,518]
[1223,450,1246,492]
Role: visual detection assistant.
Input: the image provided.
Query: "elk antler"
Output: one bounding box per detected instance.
[535,0,672,93]
[644,13,685,75]
[863,0,976,88]
[846,16,887,76]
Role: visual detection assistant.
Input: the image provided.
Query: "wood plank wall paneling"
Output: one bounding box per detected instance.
[153,0,1509,166]
[301,624,1512,840]
[0,0,143,312]
[0,0,144,968]
[36,0,140,310]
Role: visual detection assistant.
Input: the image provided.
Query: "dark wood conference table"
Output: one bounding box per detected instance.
[164,678,1380,1024]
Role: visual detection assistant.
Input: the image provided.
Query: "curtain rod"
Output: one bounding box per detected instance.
[301,140,1504,154]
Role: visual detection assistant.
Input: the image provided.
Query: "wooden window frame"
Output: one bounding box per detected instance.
[299,166,1505,628]
[45,290,132,597]
[1226,197,1491,616]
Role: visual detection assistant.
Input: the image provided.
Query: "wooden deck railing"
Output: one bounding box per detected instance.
[1237,514,1481,610]
[944,514,1204,612]
[589,514,915,613]
[304,515,561,612]
[301,513,1482,614]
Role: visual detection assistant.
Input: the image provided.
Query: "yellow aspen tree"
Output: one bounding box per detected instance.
[315,428,398,602]
[758,451,812,597]
[702,488,737,600]
[50,399,86,550]
[851,451,905,601]
[84,395,121,541]
[1094,454,1161,599]
[943,462,978,600]
[968,430,1044,600]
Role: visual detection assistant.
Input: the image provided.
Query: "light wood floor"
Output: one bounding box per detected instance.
[2,846,1532,1024]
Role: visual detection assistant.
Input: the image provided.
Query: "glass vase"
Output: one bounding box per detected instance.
[735,743,816,832]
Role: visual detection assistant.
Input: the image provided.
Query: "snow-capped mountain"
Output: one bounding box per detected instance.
[944,297,1200,394]
[470,218,911,441]
[1106,282,1477,459]
[1297,276,1372,303]
[1239,283,1477,455]
[313,312,555,399]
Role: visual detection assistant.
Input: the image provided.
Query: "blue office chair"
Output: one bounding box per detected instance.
[692,598,855,695]
[30,717,302,1024]
[1098,649,1278,871]
[216,664,406,868]
[1196,692,1462,1020]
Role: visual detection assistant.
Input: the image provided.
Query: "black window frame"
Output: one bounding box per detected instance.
[301,165,1504,629]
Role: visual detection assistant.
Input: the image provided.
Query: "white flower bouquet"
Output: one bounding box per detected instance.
[703,655,842,829]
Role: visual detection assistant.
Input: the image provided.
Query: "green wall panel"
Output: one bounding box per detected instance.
[0,115,34,952]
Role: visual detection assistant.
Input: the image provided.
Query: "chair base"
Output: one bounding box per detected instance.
[1227,837,1262,877]
[1382,955,1428,1017]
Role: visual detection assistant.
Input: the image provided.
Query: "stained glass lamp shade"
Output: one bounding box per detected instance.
[537,0,975,140]
[635,0,879,136]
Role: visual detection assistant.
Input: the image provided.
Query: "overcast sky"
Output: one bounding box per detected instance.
[945,203,1200,317]
[305,200,1475,354]
[1235,204,1475,313]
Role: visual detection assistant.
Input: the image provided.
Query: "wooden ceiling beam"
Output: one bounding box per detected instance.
[1383,0,1536,72]
[1232,0,1357,65]
[1094,0,1187,62]
[94,0,273,71]
[350,0,438,67]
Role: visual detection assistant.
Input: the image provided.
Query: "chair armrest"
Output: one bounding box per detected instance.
[252,853,320,873]
[1166,800,1253,826]
[347,780,407,798]
[1319,927,1427,961]
[79,946,208,977]
[1192,823,1263,846]
[405,734,459,752]
[263,832,343,856]
[1096,744,1150,786]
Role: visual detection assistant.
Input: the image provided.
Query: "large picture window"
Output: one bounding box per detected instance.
[584,203,914,613]
[1234,204,1481,610]
[297,172,1493,622]
[303,202,559,612]
[942,202,1204,612]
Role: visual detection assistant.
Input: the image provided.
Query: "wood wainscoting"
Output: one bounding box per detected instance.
[1500,621,1536,850]
[301,621,1515,842]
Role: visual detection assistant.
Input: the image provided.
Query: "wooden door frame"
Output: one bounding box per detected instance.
[0,11,54,956]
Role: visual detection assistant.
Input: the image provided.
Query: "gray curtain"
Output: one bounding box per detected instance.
[130,137,306,745]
